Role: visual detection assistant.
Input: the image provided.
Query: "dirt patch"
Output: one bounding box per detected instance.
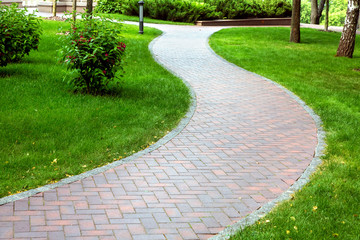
[43,16,67,21]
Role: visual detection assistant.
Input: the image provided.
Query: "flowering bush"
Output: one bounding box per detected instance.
[60,15,126,94]
[0,4,42,67]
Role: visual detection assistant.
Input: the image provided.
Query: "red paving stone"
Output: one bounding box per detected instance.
[0,24,318,239]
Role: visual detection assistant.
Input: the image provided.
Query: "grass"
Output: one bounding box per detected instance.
[96,13,192,25]
[0,20,190,198]
[210,27,360,239]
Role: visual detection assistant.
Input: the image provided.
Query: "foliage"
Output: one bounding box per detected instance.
[210,27,360,239]
[146,0,221,22]
[0,4,41,67]
[96,0,291,22]
[301,0,348,26]
[60,14,126,94]
[0,21,190,198]
[121,0,220,22]
[95,0,122,14]
[204,0,292,19]
[300,0,311,24]
[326,0,347,26]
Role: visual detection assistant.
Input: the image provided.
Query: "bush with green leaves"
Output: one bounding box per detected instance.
[146,0,220,22]
[0,4,41,67]
[204,0,292,19]
[60,15,126,94]
[95,0,122,14]
[97,0,291,22]
[121,0,220,22]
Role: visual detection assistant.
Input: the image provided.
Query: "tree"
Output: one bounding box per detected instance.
[311,0,326,24]
[324,0,329,31]
[72,0,77,23]
[290,0,301,43]
[86,0,93,16]
[53,0,57,17]
[336,0,360,57]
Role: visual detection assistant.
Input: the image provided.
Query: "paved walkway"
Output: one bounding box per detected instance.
[0,22,319,239]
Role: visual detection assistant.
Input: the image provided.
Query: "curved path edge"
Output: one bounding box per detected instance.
[206,30,327,239]
[0,32,197,206]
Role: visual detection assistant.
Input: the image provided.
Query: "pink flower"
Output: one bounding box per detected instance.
[105,53,108,57]
[103,70,106,74]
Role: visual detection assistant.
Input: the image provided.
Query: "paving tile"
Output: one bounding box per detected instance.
[0,226,13,238]
[79,219,95,231]
[113,229,132,239]
[14,221,30,232]
[14,231,47,238]
[64,225,81,237]
[48,231,65,240]
[92,214,109,225]
[31,226,62,232]
[81,230,113,236]
[44,210,61,221]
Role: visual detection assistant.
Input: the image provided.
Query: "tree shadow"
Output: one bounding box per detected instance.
[0,68,18,78]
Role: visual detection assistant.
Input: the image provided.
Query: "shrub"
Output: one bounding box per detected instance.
[60,15,126,94]
[96,0,291,22]
[121,0,141,16]
[120,0,220,22]
[95,0,122,14]
[204,0,291,19]
[0,4,41,67]
[257,0,292,18]
[146,0,220,22]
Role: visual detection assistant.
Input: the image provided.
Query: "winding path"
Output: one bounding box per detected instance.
[0,24,318,240]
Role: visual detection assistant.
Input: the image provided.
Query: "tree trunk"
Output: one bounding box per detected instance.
[290,0,301,43]
[72,0,76,28]
[316,0,326,24]
[86,0,93,16]
[336,0,360,58]
[311,0,318,24]
[324,0,329,31]
[53,0,57,17]
[72,0,77,23]
[311,0,326,24]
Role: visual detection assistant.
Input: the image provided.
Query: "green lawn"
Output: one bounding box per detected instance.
[0,20,190,198]
[210,27,360,239]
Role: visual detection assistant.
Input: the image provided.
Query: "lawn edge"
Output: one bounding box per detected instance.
[0,30,197,206]
[207,28,327,240]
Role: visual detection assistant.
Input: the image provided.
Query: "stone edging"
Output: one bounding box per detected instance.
[0,28,197,206]
[207,29,327,240]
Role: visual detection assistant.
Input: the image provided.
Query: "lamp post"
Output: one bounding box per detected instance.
[138,0,144,34]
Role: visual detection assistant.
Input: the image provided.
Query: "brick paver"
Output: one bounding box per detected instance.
[0,24,317,239]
